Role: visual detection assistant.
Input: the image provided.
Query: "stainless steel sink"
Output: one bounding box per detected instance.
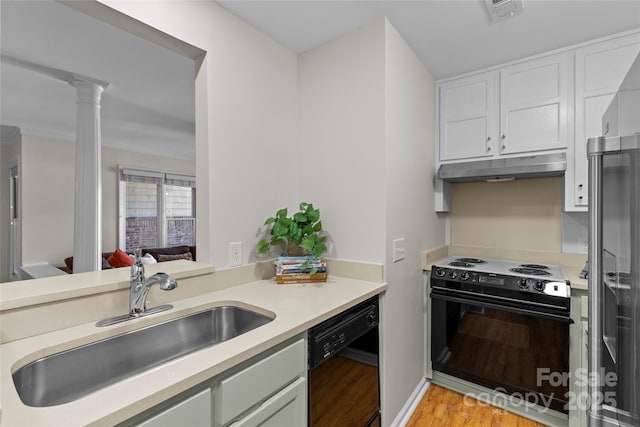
[13,305,275,407]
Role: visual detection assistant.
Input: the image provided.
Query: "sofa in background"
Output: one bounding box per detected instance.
[59,245,196,274]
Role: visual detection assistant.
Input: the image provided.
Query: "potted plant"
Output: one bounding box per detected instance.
[257,202,327,262]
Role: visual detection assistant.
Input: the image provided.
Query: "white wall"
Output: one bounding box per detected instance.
[383,20,446,425]
[298,20,387,262]
[298,18,446,425]
[93,0,299,268]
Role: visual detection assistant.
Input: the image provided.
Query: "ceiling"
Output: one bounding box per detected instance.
[0,0,196,160]
[218,0,640,80]
[1,0,639,160]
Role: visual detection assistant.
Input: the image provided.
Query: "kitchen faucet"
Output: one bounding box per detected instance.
[129,249,178,315]
[96,249,177,327]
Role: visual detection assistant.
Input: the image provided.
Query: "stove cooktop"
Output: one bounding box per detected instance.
[434,256,568,282]
[431,256,571,299]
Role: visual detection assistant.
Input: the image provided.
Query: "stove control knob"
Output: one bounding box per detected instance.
[448,270,457,279]
[435,268,445,277]
[460,271,470,281]
[518,278,528,289]
[535,281,546,292]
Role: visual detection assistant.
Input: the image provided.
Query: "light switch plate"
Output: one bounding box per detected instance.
[393,238,405,262]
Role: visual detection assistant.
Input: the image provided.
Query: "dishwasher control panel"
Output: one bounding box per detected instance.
[308,296,379,368]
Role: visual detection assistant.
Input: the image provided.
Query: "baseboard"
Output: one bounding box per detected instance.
[390,378,431,427]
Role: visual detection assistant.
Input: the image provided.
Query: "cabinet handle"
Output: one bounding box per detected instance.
[487,136,492,141]
[502,145,506,150]
[578,184,583,188]
[579,196,583,200]
[501,134,506,139]
[487,146,492,152]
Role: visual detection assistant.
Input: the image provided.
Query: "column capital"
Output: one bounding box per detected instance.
[71,78,107,104]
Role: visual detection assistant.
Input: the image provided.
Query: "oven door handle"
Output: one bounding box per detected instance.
[430,289,574,324]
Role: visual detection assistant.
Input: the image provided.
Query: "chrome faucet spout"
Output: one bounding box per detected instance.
[129,250,177,315]
[96,251,177,327]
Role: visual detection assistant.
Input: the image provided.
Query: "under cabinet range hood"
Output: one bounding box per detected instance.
[437,153,566,183]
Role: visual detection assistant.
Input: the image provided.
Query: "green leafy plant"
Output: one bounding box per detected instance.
[257,202,327,263]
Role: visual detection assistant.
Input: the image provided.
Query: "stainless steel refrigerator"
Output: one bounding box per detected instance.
[587,53,640,427]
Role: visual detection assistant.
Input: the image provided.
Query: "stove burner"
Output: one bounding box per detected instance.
[449,261,475,268]
[520,264,549,270]
[455,258,487,264]
[510,267,552,276]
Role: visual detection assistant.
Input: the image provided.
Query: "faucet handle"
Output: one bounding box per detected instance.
[131,249,144,280]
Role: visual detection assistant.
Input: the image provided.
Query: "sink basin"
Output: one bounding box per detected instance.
[13,305,275,407]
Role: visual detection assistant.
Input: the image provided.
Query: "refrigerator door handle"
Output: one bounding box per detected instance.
[587,139,605,425]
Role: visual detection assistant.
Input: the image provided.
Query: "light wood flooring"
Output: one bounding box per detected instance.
[406,384,549,427]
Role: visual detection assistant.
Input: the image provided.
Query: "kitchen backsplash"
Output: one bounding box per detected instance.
[449,177,586,254]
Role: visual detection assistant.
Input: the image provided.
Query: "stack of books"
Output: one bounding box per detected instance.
[275,256,328,284]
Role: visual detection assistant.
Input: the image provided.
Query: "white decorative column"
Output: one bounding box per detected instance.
[71,79,106,273]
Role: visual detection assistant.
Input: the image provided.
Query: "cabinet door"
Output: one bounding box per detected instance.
[135,388,212,427]
[572,32,640,208]
[229,377,306,427]
[439,71,497,161]
[500,53,570,155]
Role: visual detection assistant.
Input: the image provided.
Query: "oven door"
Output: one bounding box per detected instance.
[430,285,570,414]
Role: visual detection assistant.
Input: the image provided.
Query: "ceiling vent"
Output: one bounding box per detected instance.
[484,0,524,23]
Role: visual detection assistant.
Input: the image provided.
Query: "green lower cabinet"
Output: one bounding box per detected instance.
[136,389,212,427]
[228,377,306,427]
[568,290,588,427]
[214,338,307,427]
[124,336,306,427]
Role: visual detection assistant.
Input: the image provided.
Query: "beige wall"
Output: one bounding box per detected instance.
[451,177,563,252]
[21,135,75,267]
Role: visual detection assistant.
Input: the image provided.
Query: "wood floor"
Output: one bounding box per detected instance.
[406,384,549,427]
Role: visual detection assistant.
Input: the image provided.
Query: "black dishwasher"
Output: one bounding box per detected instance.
[308,296,380,427]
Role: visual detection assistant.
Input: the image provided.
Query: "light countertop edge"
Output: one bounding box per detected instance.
[0,260,215,311]
[0,275,387,427]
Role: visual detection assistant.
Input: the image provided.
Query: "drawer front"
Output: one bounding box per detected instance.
[216,338,305,425]
[229,377,306,427]
[136,388,211,427]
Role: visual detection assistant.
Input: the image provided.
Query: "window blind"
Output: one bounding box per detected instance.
[119,167,195,187]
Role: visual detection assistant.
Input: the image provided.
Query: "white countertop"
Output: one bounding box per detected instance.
[0,276,387,426]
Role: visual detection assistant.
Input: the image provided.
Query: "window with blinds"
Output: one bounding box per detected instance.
[118,167,195,251]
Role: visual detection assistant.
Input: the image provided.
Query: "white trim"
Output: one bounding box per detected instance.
[390,378,431,427]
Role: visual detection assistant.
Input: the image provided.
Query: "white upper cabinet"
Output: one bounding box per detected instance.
[438,71,497,161]
[499,53,570,155]
[438,52,570,163]
[435,29,640,213]
[570,32,640,210]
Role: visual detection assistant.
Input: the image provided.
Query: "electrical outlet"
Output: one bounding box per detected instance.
[393,238,405,262]
[229,241,242,266]
[582,239,589,254]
